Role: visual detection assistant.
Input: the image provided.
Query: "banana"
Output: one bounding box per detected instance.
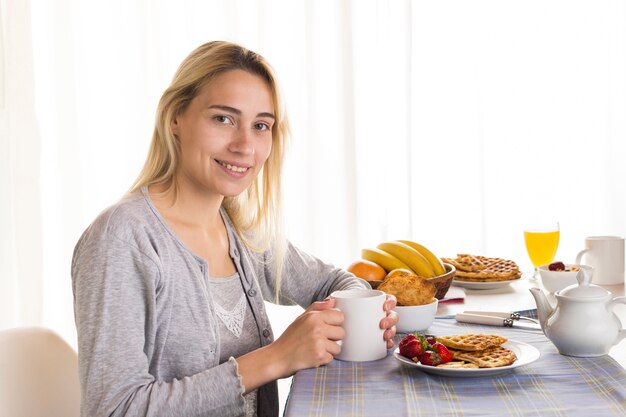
[377,241,436,278]
[361,248,412,273]
[398,239,446,276]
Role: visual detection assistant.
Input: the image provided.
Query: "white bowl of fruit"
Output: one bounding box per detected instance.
[538,262,593,293]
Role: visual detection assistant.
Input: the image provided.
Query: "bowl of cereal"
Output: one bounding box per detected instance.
[538,262,593,293]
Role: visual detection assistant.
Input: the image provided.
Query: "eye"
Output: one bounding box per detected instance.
[213,115,233,125]
[254,122,272,131]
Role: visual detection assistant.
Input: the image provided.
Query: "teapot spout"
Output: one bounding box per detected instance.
[529,288,554,331]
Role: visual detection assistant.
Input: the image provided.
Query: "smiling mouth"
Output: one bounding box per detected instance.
[216,160,250,173]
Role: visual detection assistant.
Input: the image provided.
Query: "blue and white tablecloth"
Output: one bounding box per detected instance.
[284,312,626,417]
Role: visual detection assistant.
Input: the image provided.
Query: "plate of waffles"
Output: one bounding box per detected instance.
[451,278,521,290]
[393,334,540,377]
[442,254,523,290]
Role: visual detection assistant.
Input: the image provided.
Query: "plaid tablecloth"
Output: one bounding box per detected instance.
[284,312,626,417]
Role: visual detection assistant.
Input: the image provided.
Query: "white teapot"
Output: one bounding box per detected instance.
[529,268,626,357]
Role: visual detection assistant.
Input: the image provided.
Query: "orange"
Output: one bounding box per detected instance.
[347,259,387,281]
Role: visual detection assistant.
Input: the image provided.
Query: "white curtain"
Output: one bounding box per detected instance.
[2,0,626,349]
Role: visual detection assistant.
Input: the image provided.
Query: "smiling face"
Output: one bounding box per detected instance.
[171,69,275,199]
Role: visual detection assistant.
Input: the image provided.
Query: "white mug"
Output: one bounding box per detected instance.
[575,236,625,285]
[331,289,387,362]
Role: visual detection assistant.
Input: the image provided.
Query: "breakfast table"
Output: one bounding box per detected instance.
[283,277,626,416]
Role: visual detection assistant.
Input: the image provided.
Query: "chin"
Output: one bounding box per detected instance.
[219,185,251,198]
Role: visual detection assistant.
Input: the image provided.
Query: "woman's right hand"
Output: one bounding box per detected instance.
[270,298,345,377]
[236,299,344,393]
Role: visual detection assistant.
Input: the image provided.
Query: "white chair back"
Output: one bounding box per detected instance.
[0,327,80,417]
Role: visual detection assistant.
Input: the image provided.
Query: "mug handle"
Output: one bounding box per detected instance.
[609,297,626,345]
[575,249,589,265]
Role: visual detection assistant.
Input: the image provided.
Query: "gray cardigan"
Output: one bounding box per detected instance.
[71,188,367,417]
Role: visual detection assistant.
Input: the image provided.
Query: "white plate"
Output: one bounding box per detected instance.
[451,278,520,290]
[393,339,540,377]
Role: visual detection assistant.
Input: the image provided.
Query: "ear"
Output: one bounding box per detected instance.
[170,115,180,137]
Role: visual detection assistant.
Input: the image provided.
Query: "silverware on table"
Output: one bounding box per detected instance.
[455,312,542,331]
[462,310,540,324]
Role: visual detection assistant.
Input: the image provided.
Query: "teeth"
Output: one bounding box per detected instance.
[219,161,248,173]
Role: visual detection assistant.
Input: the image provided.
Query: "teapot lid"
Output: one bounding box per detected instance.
[558,267,609,298]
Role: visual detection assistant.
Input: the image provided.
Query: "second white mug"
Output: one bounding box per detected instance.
[575,236,625,285]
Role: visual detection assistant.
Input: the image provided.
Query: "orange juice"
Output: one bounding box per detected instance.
[524,230,560,267]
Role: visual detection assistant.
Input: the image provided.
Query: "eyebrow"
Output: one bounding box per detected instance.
[208,104,275,120]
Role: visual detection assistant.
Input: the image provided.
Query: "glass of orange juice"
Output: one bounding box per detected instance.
[524,223,560,279]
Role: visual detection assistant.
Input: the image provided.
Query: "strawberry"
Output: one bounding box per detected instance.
[398,334,417,355]
[425,335,437,345]
[399,338,423,361]
[418,350,442,366]
[416,334,432,352]
[431,342,453,363]
[399,334,417,349]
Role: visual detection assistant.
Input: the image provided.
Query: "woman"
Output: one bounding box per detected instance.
[72,41,398,417]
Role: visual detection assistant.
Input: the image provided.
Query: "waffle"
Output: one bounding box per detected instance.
[437,334,508,351]
[442,254,521,282]
[453,345,517,368]
[444,254,488,272]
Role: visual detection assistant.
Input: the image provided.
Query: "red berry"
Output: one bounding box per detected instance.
[549,261,565,271]
[418,350,443,366]
[432,342,453,363]
[425,335,437,345]
[399,334,417,355]
[416,334,432,352]
[399,334,417,349]
[399,338,423,361]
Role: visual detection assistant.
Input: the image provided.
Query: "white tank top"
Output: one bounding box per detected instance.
[208,272,261,416]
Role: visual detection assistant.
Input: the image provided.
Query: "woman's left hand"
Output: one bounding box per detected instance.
[380,294,398,349]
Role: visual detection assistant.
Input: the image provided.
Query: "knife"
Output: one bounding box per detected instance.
[463,310,539,324]
[455,313,542,330]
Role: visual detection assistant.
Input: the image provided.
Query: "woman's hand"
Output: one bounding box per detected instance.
[267,299,345,378]
[237,295,396,393]
[381,294,398,349]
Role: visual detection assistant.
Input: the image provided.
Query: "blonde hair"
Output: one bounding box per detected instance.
[130,41,289,300]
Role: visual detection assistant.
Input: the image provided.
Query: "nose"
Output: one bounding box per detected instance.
[228,127,255,155]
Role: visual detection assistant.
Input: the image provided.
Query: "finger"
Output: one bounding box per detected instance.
[318,309,344,326]
[326,339,342,357]
[299,309,344,333]
[307,298,335,312]
[307,347,335,367]
[383,294,397,311]
[379,310,399,330]
[324,324,346,342]
[383,326,396,342]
